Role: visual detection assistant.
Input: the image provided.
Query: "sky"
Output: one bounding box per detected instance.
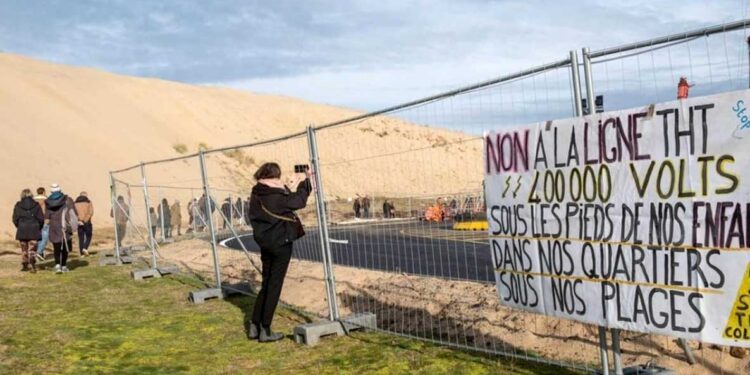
[0,0,748,114]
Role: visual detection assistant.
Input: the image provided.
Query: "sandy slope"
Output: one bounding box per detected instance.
[0,53,481,239]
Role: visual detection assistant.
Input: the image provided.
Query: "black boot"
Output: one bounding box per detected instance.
[21,263,28,272]
[245,321,259,340]
[258,325,284,343]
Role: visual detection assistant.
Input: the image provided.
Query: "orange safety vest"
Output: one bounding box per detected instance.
[677,79,690,99]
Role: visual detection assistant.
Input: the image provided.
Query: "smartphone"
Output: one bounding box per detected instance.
[294,164,310,173]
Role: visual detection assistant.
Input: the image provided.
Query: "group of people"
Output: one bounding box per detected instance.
[109,193,249,247]
[146,198,183,239]
[352,195,396,219]
[352,194,371,218]
[12,184,94,274]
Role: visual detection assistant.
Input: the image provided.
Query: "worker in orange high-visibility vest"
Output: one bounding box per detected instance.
[677,77,693,99]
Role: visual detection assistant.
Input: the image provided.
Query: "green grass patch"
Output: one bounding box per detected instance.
[0,252,580,374]
[173,144,188,154]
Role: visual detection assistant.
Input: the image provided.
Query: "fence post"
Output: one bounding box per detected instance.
[306,125,340,321]
[109,172,121,263]
[140,162,158,269]
[129,162,165,281]
[611,328,624,375]
[569,50,583,116]
[573,49,610,375]
[582,47,595,115]
[198,150,222,291]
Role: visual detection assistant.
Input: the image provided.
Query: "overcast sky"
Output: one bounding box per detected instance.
[0,0,748,112]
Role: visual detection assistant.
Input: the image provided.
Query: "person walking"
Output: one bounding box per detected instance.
[149,207,158,239]
[110,195,129,247]
[45,184,78,274]
[158,198,172,238]
[13,189,44,273]
[362,195,371,219]
[187,198,195,232]
[353,195,361,218]
[170,199,182,236]
[74,191,94,256]
[197,194,215,232]
[221,198,232,229]
[33,187,48,261]
[383,199,394,219]
[234,197,243,223]
[246,162,311,342]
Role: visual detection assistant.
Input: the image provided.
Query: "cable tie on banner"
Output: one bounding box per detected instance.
[545,120,553,131]
[646,103,656,119]
[329,239,349,245]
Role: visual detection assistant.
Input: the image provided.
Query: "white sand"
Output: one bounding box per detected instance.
[0,53,481,239]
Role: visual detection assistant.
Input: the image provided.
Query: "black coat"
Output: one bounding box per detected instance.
[12,197,44,241]
[247,179,311,250]
[157,203,171,226]
[221,201,232,219]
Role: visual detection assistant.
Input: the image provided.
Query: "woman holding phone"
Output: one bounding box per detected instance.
[245,162,311,342]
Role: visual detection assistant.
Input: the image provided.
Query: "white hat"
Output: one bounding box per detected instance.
[50,183,61,193]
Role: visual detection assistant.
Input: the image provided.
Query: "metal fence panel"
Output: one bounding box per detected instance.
[312,63,596,372]
[106,19,750,374]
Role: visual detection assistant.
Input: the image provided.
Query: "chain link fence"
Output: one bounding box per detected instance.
[106,19,750,374]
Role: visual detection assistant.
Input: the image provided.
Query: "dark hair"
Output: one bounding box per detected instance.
[37,187,45,195]
[254,162,281,180]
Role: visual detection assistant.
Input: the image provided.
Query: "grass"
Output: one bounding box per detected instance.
[0,242,581,374]
[173,144,188,154]
[222,149,256,167]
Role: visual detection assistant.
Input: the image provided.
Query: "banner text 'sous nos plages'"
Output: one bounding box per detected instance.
[484,89,750,347]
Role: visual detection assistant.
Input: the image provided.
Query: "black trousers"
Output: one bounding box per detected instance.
[78,222,93,252]
[53,238,72,266]
[251,243,293,327]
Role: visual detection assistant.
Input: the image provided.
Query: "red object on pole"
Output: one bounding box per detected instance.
[677,77,692,99]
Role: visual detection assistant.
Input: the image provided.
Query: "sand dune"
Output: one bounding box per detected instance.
[0,53,481,239]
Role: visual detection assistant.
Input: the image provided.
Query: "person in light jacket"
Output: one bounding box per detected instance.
[170,200,182,236]
[13,189,44,273]
[110,196,129,247]
[33,187,48,261]
[74,191,94,256]
[245,162,311,343]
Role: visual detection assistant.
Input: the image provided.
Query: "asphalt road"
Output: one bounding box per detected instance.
[222,220,494,283]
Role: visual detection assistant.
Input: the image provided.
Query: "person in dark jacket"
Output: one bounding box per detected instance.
[383,199,395,219]
[362,195,371,219]
[196,194,215,232]
[13,189,44,272]
[157,198,172,238]
[246,162,311,342]
[353,195,361,218]
[234,197,243,221]
[45,184,78,274]
[221,198,232,229]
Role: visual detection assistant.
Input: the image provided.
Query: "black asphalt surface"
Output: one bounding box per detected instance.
[222,220,494,283]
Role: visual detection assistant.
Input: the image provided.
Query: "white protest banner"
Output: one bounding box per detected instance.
[484,89,750,347]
